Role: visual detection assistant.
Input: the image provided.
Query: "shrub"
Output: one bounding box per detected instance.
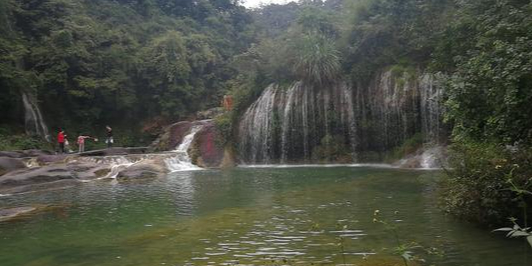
[311,134,352,163]
[294,33,341,86]
[0,133,50,151]
[214,113,232,147]
[442,142,532,226]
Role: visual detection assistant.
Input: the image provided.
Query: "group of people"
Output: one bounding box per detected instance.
[57,126,114,154]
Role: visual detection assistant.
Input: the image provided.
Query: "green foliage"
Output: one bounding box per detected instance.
[494,217,532,249]
[294,33,341,86]
[387,133,423,162]
[0,0,254,141]
[372,210,442,265]
[0,127,49,150]
[311,134,351,163]
[442,142,532,226]
[441,0,532,145]
[214,113,232,146]
[343,0,451,80]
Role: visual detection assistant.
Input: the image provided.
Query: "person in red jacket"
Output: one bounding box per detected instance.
[57,129,66,154]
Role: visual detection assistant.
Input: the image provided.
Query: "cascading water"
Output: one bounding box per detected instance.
[239,85,279,163]
[239,82,358,164]
[80,125,205,179]
[164,125,204,171]
[238,68,446,166]
[22,92,51,142]
[354,70,446,162]
[419,73,444,145]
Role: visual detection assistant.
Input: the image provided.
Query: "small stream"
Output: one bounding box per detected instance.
[0,167,529,266]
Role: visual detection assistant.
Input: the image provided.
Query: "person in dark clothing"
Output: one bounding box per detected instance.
[57,129,66,153]
[105,126,113,148]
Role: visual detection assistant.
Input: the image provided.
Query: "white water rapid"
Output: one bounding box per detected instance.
[22,92,51,142]
[164,125,204,171]
[81,125,205,179]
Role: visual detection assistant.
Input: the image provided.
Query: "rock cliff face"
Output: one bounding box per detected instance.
[150,119,229,168]
[149,121,195,152]
[190,122,226,168]
[237,68,448,165]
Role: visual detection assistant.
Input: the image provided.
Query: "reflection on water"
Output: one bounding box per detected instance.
[0,167,530,266]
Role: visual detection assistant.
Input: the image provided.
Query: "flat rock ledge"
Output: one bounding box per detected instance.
[0,162,111,195]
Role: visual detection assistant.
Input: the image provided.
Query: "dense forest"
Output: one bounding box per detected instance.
[1,0,532,227]
[0,0,255,146]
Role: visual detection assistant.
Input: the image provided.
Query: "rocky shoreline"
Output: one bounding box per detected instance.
[0,120,232,197]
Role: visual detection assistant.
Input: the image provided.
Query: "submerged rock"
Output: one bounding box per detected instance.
[116,159,168,181]
[0,204,71,222]
[0,206,38,222]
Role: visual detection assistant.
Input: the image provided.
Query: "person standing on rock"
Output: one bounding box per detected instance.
[77,133,95,153]
[57,129,66,154]
[105,126,113,148]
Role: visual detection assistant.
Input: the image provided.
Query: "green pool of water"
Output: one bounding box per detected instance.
[0,166,530,266]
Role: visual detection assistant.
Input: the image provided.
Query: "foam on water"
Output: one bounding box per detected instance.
[76,125,206,181]
[238,163,396,169]
[165,125,204,172]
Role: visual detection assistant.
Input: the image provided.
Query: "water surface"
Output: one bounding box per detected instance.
[0,167,529,266]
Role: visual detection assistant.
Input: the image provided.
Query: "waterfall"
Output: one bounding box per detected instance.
[79,125,205,179]
[239,85,280,163]
[239,82,358,164]
[164,125,204,171]
[22,92,50,142]
[238,68,446,164]
[355,70,445,160]
[419,73,444,145]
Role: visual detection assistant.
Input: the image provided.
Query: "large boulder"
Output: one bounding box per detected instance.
[116,159,168,181]
[149,120,214,152]
[0,157,27,176]
[149,121,193,152]
[190,122,225,168]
